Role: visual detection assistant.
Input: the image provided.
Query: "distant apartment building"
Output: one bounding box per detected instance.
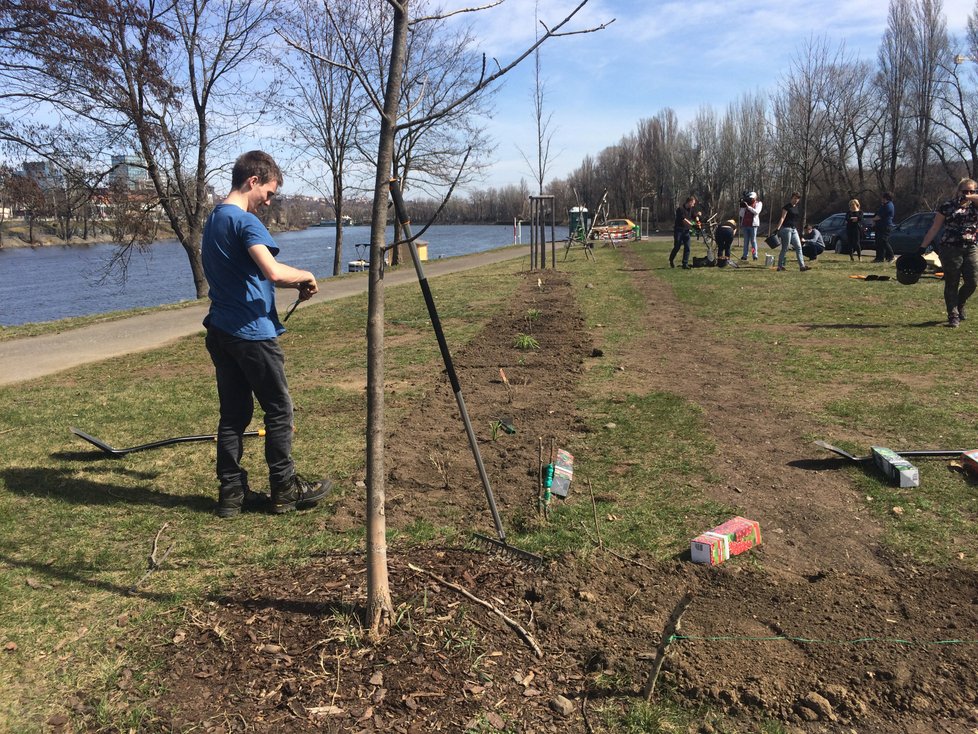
[110,154,150,190]
[21,160,61,188]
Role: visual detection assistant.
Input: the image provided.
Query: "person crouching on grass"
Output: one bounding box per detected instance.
[918,177,978,328]
[202,150,331,517]
[801,224,825,262]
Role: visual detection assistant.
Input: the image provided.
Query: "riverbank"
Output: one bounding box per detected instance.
[0,228,117,248]
[0,244,526,385]
[0,220,309,249]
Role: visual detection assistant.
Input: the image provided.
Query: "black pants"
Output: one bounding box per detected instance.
[801,244,823,260]
[670,229,691,266]
[938,243,978,316]
[876,225,893,260]
[205,327,295,490]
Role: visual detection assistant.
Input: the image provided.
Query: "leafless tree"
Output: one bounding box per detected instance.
[0,163,11,247]
[314,0,609,637]
[637,109,680,227]
[906,0,951,207]
[517,0,557,195]
[278,0,373,276]
[771,36,837,226]
[933,4,978,179]
[875,0,915,193]
[686,105,738,218]
[821,57,878,201]
[730,93,770,206]
[0,0,280,297]
[7,172,45,243]
[387,8,497,262]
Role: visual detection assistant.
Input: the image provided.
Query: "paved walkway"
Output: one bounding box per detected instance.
[0,246,527,386]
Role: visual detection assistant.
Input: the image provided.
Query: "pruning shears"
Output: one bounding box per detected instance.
[283,297,300,322]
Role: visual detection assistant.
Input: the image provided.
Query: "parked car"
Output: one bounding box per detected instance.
[888,211,944,255]
[591,218,638,240]
[814,212,876,253]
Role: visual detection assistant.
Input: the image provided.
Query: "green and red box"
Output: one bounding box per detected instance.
[690,516,762,566]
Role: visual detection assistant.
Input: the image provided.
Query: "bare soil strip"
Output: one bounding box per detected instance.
[145,265,978,734]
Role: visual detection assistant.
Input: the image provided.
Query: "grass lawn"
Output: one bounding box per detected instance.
[2,237,977,732]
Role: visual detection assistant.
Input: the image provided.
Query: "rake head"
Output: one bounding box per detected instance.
[472,533,544,570]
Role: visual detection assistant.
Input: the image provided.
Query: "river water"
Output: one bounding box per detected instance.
[0,224,526,327]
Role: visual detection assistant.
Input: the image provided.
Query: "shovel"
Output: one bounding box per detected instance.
[70,426,265,457]
[814,440,965,463]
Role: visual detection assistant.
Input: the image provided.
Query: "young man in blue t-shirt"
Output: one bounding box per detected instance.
[873,192,896,262]
[202,150,329,517]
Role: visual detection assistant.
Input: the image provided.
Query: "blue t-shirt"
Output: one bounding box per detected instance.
[202,204,284,340]
[876,200,895,229]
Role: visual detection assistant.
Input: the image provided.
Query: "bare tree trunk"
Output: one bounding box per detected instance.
[365,0,409,639]
[333,169,345,276]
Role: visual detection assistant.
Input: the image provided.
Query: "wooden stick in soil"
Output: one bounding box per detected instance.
[537,437,544,515]
[128,522,176,594]
[407,562,543,658]
[582,693,595,734]
[642,592,694,701]
[586,477,602,548]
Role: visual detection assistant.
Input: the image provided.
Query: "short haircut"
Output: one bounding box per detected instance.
[882,191,893,201]
[849,198,860,210]
[959,178,977,190]
[791,191,801,199]
[231,150,284,190]
[686,195,697,204]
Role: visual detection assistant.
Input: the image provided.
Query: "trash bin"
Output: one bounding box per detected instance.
[393,239,427,263]
[568,207,590,239]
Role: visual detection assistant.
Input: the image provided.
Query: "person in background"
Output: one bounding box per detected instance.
[773,192,810,272]
[202,150,331,517]
[873,191,895,262]
[715,219,737,266]
[670,195,697,270]
[918,178,978,328]
[739,191,762,261]
[801,223,825,261]
[846,198,863,261]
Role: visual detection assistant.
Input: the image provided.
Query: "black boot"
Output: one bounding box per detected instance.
[217,484,270,518]
[271,474,332,514]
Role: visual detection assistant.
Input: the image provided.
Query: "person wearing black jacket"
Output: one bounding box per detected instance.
[773,192,810,272]
[669,195,697,269]
[846,198,863,261]
[918,178,978,328]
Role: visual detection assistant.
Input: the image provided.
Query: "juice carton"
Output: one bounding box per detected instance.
[690,516,762,565]
[551,449,574,498]
[871,447,919,488]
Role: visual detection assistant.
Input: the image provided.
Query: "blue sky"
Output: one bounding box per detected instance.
[464,0,978,190]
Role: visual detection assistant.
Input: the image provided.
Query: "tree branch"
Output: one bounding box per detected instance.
[411,0,504,24]
[407,562,544,658]
[395,0,609,133]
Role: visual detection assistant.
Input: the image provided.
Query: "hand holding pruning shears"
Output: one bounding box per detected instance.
[283,277,318,322]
